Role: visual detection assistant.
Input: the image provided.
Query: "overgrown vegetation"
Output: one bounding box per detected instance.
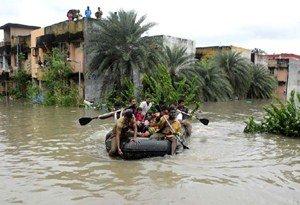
[247,64,277,99]
[244,90,300,137]
[181,59,233,101]
[215,51,252,99]
[89,10,160,96]
[10,69,31,99]
[105,77,135,109]
[142,65,200,106]
[26,82,43,104]
[43,48,80,106]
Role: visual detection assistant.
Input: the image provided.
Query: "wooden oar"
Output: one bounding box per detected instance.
[177,109,209,125]
[163,116,189,149]
[79,109,121,126]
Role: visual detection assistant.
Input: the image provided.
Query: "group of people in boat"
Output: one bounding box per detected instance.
[108,98,190,157]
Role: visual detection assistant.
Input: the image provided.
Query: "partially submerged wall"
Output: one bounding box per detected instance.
[83,19,105,102]
[287,60,300,99]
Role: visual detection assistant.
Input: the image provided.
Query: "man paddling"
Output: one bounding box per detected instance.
[109,109,137,157]
[150,108,181,155]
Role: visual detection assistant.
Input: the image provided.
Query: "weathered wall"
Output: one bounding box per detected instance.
[3,28,10,42]
[287,60,300,98]
[277,69,288,82]
[83,19,104,102]
[10,27,34,38]
[30,28,44,79]
[196,46,251,61]
[232,46,251,60]
[161,35,195,55]
[69,42,84,73]
[44,20,84,35]
[254,54,268,67]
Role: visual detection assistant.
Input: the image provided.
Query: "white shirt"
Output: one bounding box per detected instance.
[176,112,183,121]
[139,101,152,115]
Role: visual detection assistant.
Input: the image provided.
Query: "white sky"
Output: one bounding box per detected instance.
[1,0,300,54]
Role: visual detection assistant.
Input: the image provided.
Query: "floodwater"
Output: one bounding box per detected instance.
[0,100,299,205]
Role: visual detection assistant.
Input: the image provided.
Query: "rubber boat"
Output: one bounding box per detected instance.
[105,121,192,160]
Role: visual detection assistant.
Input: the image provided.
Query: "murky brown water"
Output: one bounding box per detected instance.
[0,100,299,205]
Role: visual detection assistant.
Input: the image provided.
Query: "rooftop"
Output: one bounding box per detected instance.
[0,23,40,30]
[196,45,250,50]
[267,53,300,60]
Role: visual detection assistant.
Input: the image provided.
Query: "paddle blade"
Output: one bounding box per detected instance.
[182,143,190,149]
[199,118,209,125]
[79,117,93,126]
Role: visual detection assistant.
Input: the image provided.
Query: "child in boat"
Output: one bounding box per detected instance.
[135,107,148,135]
[135,107,145,122]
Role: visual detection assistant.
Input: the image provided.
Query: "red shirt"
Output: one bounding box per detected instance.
[135,112,144,122]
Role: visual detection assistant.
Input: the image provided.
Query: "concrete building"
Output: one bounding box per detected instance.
[195,45,251,61]
[267,53,300,99]
[151,35,195,55]
[30,18,104,101]
[251,48,268,67]
[0,23,40,94]
[287,60,300,99]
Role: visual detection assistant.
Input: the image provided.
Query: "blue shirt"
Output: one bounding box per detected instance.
[85,9,92,18]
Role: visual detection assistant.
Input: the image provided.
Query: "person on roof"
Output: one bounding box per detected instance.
[85,6,92,18]
[95,7,103,19]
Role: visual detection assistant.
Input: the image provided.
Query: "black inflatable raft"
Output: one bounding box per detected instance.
[105,121,192,160]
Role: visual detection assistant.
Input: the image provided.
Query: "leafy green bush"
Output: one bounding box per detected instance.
[27,82,42,102]
[10,69,31,99]
[104,77,135,109]
[142,64,200,107]
[244,90,300,137]
[43,48,80,107]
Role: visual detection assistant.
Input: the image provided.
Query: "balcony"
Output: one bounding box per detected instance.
[277,60,289,68]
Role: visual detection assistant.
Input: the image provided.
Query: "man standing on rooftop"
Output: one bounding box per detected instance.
[85,6,92,18]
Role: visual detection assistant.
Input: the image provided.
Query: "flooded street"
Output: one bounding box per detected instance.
[0,101,299,205]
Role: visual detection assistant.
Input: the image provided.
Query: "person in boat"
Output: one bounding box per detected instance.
[108,109,137,157]
[135,107,145,122]
[136,111,162,138]
[135,107,147,135]
[177,99,189,120]
[150,108,181,155]
[127,98,138,115]
[139,97,152,116]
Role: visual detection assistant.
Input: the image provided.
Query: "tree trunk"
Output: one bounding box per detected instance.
[132,65,142,99]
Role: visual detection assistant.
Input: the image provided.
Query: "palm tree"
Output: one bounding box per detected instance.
[215,51,251,99]
[247,64,277,99]
[159,45,195,82]
[89,10,160,96]
[181,60,233,102]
